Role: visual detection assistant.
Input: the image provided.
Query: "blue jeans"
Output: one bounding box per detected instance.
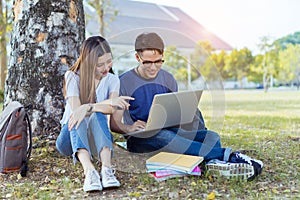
[127,128,231,161]
[56,112,113,163]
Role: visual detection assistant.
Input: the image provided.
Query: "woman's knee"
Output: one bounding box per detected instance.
[56,139,72,157]
[56,126,73,156]
[90,112,106,121]
[89,112,110,134]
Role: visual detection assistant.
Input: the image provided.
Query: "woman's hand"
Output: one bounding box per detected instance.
[111,96,134,110]
[68,96,134,130]
[68,104,90,130]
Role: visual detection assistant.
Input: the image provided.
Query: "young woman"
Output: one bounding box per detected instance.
[56,36,133,192]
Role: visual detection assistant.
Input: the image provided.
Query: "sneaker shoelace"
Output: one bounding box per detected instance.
[104,168,117,182]
[236,153,252,165]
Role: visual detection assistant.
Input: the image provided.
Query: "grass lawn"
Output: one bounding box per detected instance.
[0,89,299,199]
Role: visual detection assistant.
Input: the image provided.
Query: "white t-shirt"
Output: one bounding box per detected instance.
[60,71,120,125]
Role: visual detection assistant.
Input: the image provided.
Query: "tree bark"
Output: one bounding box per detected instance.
[4,0,85,136]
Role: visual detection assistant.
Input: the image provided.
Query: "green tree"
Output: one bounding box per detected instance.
[164,46,192,87]
[0,0,11,91]
[265,48,279,86]
[278,44,300,88]
[224,48,253,88]
[273,31,300,49]
[248,54,264,83]
[258,36,275,92]
[87,0,118,36]
[190,40,214,78]
[201,50,229,81]
[214,50,229,79]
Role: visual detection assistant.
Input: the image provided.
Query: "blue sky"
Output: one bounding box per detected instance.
[136,0,300,53]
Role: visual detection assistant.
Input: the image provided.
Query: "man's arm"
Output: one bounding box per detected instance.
[110,109,128,134]
[110,109,146,134]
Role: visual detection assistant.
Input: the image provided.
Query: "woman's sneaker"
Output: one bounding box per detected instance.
[206,159,255,180]
[101,166,120,188]
[83,169,102,192]
[229,152,263,180]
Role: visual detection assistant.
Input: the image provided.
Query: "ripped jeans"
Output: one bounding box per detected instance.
[56,112,113,163]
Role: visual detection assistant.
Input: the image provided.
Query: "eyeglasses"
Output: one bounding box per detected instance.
[139,56,164,68]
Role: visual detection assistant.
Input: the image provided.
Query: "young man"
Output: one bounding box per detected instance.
[110,32,263,180]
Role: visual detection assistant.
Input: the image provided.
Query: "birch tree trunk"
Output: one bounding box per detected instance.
[4,0,85,136]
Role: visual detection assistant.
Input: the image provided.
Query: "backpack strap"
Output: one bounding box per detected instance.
[20,105,33,177]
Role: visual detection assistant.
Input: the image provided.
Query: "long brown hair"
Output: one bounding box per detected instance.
[64,36,113,104]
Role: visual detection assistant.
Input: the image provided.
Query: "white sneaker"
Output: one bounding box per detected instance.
[83,169,102,192]
[206,159,255,180]
[101,166,120,188]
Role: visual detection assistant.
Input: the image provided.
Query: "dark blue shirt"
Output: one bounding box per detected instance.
[119,68,178,125]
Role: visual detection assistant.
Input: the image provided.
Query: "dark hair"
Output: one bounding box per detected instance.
[135,32,164,54]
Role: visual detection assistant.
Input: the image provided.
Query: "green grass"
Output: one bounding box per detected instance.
[1,89,299,199]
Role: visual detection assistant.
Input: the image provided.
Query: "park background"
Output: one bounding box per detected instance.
[0,0,299,199]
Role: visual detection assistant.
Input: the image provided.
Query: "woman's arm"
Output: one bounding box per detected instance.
[68,92,133,130]
[89,92,133,115]
[67,96,89,130]
[68,96,81,111]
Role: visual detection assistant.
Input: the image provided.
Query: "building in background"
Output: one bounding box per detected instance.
[84,0,232,88]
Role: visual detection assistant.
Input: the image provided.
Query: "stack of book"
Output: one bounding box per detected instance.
[146,152,204,182]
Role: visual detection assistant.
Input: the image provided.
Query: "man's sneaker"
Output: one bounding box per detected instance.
[101,166,120,188]
[229,152,263,180]
[83,169,102,192]
[206,159,255,180]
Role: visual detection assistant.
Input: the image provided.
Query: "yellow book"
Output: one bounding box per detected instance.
[146,152,204,173]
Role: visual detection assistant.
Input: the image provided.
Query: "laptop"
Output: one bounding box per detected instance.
[126,90,203,137]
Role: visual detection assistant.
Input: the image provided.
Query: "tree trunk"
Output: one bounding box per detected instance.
[4,0,85,136]
[297,72,300,90]
[263,63,269,93]
[0,0,7,91]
